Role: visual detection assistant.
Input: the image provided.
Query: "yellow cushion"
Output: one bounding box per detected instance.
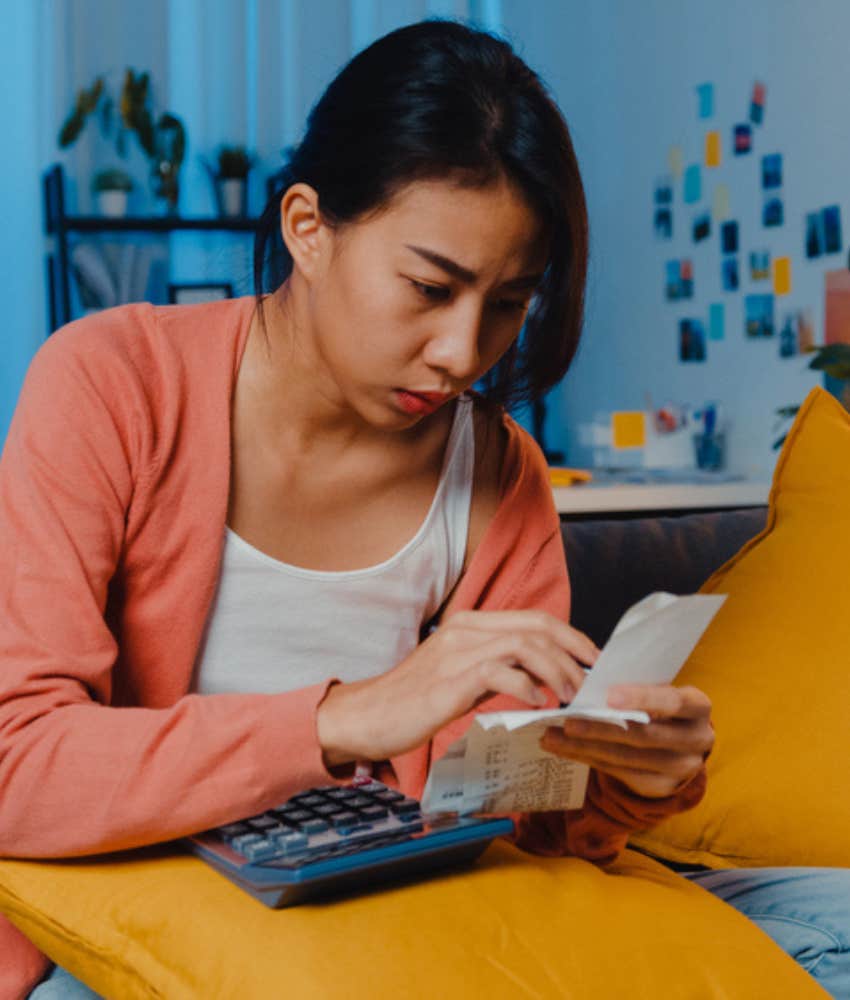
[631,385,850,868]
[0,841,822,998]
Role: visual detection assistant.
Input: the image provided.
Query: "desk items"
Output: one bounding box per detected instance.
[578,400,727,473]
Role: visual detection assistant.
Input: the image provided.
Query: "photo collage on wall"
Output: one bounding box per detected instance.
[654,78,847,364]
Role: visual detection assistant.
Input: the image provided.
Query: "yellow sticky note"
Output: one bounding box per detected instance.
[705,131,721,167]
[774,256,791,295]
[713,184,730,222]
[668,145,684,180]
[611,412,646,449]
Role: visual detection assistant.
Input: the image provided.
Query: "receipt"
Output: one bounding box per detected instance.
[421,591,726,815]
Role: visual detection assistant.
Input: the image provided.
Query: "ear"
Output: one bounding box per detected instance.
[279,183,330,282]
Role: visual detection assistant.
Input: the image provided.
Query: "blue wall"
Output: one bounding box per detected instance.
[1,4,45,442]
[501,0,846,477]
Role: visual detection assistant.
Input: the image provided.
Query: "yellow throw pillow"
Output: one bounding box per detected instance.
[631,385,850,868]
[0,841,823,999]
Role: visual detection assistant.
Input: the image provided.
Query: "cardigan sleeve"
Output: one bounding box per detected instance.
[423,420,707,865]
[0,334,353,860]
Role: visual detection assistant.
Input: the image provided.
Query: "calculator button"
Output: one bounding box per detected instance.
[242,839,282,862]
[374,789,405,803]
[312,802,344,817]
[389,797,421,816]
[248,816,280,831]
[358,805,389,821]
[299,817,330,834]
[329,811,360,828]
[231,833,265,853]
[273,831,309,855]
[218,822,252,840]
[292,794,327,807]
[280,808,314,822]
[326,788,361,801]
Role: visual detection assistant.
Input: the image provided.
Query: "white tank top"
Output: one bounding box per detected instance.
[191,393,474,696]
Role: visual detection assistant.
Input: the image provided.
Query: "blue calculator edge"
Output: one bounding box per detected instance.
[183,781,514,908]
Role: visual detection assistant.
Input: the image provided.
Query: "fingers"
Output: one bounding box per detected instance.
[607,684,712,721]
[447,609,600,667]
[452,632,587,704]
[540,726,707,784]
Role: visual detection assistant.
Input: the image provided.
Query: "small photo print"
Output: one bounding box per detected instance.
[721,256,739,291]
[693,213,711,242]
[734,124,752,154]
[823,205,843,254]
[806,211,824,258]
[779,313,799,358]
[745,293,775,338]
[680,259,694,298]
[721,221,738,254]
[762,153,783,189]
[763,196,783,227]
[750,250,771,281]
[654,177,673,204]
[665,260,681,300]
[655,208,673,239]
[679,319,707,362]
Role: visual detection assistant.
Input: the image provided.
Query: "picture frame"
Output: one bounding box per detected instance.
[167,282,234,305]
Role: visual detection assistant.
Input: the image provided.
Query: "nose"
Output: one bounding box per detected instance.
[421,302,482,382]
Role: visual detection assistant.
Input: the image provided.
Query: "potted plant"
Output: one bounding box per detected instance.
[91,168,134,217]
[773,343,850,449]
[204,145,255,218]
[58,68,187,215]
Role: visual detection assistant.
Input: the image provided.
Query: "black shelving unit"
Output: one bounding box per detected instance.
[42,163,262,333]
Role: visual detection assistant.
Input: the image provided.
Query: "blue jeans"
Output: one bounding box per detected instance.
[28,867,850,999]
[680,866,850,998]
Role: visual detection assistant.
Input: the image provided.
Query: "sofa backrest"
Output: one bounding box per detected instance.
[561,507,768,647]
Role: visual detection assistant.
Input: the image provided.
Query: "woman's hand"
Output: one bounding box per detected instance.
[539,684,714,799]
[316,609,599,767]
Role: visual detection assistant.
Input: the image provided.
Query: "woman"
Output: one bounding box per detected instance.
[2,19,842,1000]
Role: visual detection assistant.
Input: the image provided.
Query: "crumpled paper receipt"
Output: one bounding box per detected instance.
[421,591,726,815]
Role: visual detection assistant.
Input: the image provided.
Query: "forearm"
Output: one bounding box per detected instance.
[0,680,352,858]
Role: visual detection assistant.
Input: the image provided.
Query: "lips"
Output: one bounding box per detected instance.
[401,390,451,404]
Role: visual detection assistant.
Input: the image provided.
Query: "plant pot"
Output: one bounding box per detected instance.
[217,177,247,218]
[95,190,129,217]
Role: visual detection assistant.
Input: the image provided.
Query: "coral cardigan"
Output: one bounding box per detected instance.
[0,298,705,998]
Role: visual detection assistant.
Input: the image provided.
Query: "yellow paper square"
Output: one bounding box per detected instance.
[611,411,646,449]
[705,131,721,167]
[774,257,791,296]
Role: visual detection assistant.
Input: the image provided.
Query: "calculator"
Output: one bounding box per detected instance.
[184,778,514,908]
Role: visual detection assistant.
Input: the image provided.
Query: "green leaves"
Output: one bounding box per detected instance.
[806,343,850,380]
[57,77,105,148]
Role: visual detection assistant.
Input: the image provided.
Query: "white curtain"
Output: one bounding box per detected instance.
[33,0,502,304]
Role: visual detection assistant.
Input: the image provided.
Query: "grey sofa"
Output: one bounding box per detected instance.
[561,507,768,648]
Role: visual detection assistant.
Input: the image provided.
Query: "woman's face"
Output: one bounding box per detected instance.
[285,174,549,430]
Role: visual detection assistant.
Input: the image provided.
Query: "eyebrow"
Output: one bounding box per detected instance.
[404,244,544,291]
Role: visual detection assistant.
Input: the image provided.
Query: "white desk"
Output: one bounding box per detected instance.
[553,478,770,516]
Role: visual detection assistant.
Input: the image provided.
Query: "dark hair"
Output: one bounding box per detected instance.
[253,18,588,412]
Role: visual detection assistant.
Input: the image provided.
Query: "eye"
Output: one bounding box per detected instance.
[409,279,451,303]
[492,298,530,314]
